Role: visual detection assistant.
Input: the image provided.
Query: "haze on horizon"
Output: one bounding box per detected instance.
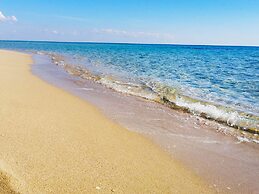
[0,0,259,46]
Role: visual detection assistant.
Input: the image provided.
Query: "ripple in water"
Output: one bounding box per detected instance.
[0,41,258,132]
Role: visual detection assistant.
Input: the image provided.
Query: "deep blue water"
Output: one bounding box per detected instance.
[1,40,258,129]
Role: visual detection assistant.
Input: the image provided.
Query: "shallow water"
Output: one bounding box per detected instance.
[0,40,258,131]
[31,53,259,194]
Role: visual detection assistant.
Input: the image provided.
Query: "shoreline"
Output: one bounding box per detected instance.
[0,50,212,193]
[2,44,259,134]
[43,51,259,135]
[32,51,259,193]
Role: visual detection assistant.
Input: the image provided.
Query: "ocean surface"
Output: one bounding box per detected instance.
[0,40,258,131]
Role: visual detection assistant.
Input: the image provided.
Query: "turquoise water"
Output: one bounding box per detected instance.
[0,40,258,131]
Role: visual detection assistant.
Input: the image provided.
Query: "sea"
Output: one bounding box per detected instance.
[0,40,258,132]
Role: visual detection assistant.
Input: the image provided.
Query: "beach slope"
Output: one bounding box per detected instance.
[0,50,212,193]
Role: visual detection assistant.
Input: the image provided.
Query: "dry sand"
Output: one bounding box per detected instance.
[0,50,213,193]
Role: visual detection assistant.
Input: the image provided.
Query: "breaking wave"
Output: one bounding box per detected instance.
[40,51,259,134]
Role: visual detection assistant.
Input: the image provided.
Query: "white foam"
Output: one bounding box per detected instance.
[98,77,158,100]
[77,87,94,91]
[237,136,251,143]
[174,96,247,127]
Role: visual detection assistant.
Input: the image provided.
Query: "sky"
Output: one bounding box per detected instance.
[0,0,259,45]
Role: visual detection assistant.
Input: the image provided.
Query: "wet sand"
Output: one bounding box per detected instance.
[0,50,213,193]
[32,53,259,194]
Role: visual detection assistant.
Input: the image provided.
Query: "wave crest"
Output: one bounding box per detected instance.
[46,51,259,134]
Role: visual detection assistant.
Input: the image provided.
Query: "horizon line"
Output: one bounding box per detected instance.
[1,39,259,48]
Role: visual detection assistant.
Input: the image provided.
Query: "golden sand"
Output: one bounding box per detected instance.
[0,50,213,193]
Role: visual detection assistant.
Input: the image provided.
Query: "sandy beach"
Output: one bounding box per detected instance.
[32,51,259,194]
[0,49,213,193]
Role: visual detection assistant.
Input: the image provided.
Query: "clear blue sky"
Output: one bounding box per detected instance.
[1,0,259,45]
